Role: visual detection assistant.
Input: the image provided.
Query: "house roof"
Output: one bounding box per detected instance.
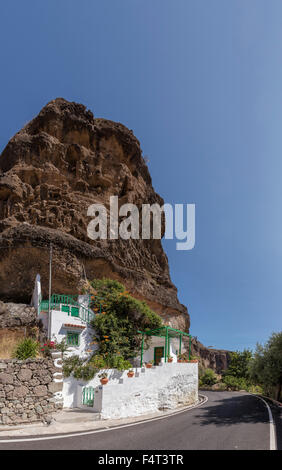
[63,323,86,329]
[137,326,190,338]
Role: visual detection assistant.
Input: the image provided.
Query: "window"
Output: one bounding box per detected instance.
[67,331,80,346]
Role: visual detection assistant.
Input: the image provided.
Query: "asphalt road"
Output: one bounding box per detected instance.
[0,391,278,450]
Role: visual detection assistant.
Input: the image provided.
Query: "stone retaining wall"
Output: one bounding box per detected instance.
[0,355,63,425]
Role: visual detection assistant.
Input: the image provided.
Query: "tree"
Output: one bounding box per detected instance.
[223,349,253,379]
[221,349,253,390]
[88,278,162,361]
[248,332,282,401]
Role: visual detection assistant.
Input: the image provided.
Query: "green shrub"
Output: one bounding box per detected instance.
[223,375,248,391]
[40,340,56,357]
[199,368,217,386]
[89,353,131,371]
[106,355,132,371]
[73,364,98,381]
[62,355,84,377]
[216,382,228,391]
[13,338,39,360]
[63,352,132,380]
[246,384,263,394]
[248,332,282,401]
[55,339,70,358]
[88,278,162,360]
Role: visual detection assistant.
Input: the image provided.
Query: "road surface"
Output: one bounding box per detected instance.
[0,391,279,450]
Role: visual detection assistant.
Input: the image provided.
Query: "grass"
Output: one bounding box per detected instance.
[0,330,26,358]
[0,328,41,359]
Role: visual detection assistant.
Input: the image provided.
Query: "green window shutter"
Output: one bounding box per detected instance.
[67,332,79,346]
[71,306,79,317]
[62,305,70,314]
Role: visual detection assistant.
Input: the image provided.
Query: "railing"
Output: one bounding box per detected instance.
[39,294,94,323]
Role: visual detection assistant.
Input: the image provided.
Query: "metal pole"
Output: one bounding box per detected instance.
[179,334,182,357]
[189,335,191,360]
[165,327,168,362]
[140,334,144,367]
[47,243,53,340]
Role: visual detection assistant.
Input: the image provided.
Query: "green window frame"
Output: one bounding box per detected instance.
[67,331,80,346]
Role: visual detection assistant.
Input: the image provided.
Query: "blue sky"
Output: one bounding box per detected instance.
[0,1,281,351]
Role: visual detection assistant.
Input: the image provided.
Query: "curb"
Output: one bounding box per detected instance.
[257,394,282,408]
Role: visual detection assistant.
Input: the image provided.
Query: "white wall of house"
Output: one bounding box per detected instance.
[38,309,97,359]
[62,362,198,419]
[141,336,183,365]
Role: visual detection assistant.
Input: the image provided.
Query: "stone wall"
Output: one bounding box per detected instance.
[0,356,63,425]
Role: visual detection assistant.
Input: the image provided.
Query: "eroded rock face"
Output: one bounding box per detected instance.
[189,337,231,373]
[0,302,37,329]
[0,98,189,330]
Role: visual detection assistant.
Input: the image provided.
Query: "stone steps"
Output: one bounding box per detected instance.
[55,409,101,423]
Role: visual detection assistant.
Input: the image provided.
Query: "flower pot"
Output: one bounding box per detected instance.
[145,363,153,368]
[177,360,182,363]
[168,358,173,363]
[100,378,109,385]
[188,360,198,363]
[127,371,134,378]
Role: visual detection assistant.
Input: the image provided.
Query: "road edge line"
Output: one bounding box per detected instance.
[249,393,277,451]
[0,394,208,443]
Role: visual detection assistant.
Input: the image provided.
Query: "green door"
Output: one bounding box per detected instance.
[154,347,164,365]
[82,386,94,407]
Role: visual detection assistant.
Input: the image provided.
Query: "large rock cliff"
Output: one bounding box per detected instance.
[0,98,188,331]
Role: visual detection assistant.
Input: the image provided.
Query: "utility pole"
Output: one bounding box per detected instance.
[47,242,53,340]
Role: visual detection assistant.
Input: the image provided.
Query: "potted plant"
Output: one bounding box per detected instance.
[145,361,153,368]
[127,369,134,378]
[177,354,183,363]
[188,355,199,363]
[168,356,173,363]
[98,372,109,385]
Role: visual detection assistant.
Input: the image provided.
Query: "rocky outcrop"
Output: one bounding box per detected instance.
[189,337,231,373]
[0,98,188,331]
[0,302,37,329]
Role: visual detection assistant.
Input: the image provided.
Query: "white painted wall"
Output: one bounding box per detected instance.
[31,274,42,314]
[62,362,198,419]
[38,309,97,359]
[140,336,183,365]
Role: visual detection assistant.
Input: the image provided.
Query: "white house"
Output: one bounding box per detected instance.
[32,275,191,365]
[37,293,97,359]
[31,275,198,419]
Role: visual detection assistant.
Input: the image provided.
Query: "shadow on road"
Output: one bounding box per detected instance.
[194,393,269,427]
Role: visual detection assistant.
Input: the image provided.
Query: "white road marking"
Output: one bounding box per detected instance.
[0,395,208,444]
[250,394,277,451]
